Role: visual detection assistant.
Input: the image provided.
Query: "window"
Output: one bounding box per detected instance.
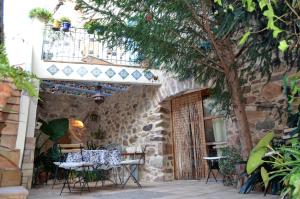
[202,96,227,156]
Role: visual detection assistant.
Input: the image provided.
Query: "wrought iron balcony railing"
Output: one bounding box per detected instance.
[42,25,139,66]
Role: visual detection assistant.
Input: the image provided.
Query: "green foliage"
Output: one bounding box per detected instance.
[239,31,250,45]
[0,45,39,97]
[34,118,69,183]
[246,132,274,174]
[59,17,71,23]
[75,0,299,117]
[260,166,269,188]
[29,7,52,23]
[264,143,300,199]
[39,118,69,142]
[246,131,300,198]
[83,170,110,182]
[219,147,242,185]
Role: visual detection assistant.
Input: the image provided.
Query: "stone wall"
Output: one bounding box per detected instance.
[37,76,200,182]
[244,71,288,144]
[36,70,291,183]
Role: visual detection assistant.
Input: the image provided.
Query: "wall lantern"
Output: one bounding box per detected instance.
[92,85,105,104]
[70,119,85,129]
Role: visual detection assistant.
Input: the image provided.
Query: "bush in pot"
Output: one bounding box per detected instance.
[219,146,242,186]
[60,17,71,32]
[29,7,52,24]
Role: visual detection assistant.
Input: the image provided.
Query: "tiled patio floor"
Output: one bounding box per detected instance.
[28,180,278,199]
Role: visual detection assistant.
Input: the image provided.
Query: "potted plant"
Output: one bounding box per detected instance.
[60,17,71,32]
[0,45,38,109]
[52,19,61,31]
[33,118,69,185]
[29,7,52,24]
[219,147,242,186]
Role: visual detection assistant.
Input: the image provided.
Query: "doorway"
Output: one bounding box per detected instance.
[171,91,208,180]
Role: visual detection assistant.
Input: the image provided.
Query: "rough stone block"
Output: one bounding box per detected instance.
[149,156,163,168]
[0,136,17,151]
[21,163,34,170]
[261,83,282,100]
[24,137,36,150]
[22,169,33,177]
[0,122,18,135]
[0,169,21,187]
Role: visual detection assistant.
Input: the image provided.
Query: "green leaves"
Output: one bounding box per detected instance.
[239,31,251,45]
[261,166,269,188]
[272,27,283,38]
[254,132,274,150]
[29,7,53,23]
[246,132,274,174]
[278,40,289,52]
[40,118,69,141]
[259,0,268,10]
[243,0,256,12]
[0,45,39,97]
[214,0,222,6]
[247,147,267,174]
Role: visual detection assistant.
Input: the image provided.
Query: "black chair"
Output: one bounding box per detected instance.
[57,143,91,195]
[203,156,222,183]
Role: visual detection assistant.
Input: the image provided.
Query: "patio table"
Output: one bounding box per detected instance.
[203,156,225,183]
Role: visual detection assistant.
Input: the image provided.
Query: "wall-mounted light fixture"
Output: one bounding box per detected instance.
[70,119,85,129]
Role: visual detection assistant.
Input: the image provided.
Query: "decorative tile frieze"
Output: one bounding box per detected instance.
[47,64,59,75]
[132,70,142,80]
[77,66,88,77]
[105,68,116,78]
[91,67,102,78]
[62,66,74,76]
[118,69,129,79]
[144,70,154,80]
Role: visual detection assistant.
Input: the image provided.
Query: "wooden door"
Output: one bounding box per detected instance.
[171,92,208,180]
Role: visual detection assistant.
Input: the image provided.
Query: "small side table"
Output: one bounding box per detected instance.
[203,156,223,183]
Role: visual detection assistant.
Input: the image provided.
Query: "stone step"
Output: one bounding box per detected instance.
[0,186,28,199]
[0,122,18,135]
[0,169,21,187]
[0,135,17,149]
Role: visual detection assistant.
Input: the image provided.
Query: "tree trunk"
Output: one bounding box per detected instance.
[188,3,253,158]
[224,68,253,159]
[205,34,253,158]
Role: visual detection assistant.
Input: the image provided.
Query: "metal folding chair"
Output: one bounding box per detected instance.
[57,143,91,195]
[120,145,147,188]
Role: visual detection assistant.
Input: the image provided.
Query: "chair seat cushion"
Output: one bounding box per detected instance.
[58,162,93,169]
[53,162,62,166]
[120,159,144,165]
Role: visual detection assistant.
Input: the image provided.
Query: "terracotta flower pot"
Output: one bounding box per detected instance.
[0,83,13,110]
[38,171,48,184]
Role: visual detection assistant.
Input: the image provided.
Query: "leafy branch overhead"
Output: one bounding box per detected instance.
[238,0,299,53]
[75,0,299,157]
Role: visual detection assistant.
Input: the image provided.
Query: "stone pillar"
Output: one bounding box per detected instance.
[20,137,35,189]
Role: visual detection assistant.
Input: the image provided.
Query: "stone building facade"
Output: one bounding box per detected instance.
[37,69,290,182]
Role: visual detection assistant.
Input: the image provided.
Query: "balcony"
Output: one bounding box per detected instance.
[41,25,139,67]
[33,25,161,85]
